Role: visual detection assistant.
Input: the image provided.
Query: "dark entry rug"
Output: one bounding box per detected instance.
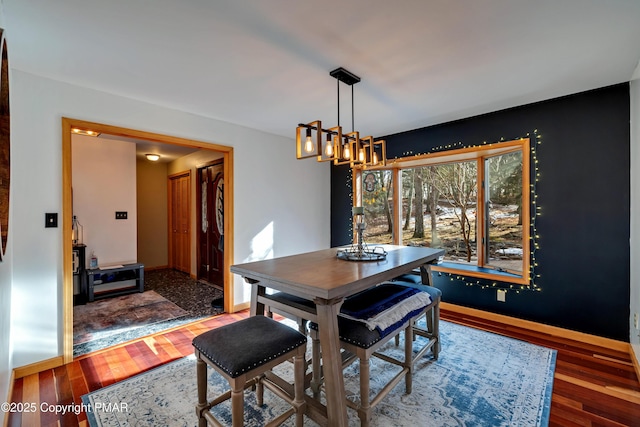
[73,290,187,345]
[74,269,224,357]
[144,269,224,318]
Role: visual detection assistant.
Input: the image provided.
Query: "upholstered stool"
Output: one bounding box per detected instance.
[192,315,307,427]
[310,283,432,427]
[392,280,442,360]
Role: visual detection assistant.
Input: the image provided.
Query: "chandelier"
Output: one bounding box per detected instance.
[296,67,386,168]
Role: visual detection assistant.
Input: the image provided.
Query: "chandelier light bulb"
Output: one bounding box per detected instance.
[304,128,314,153]
[325,139,334,156]
[304,136,314,153]
[343,143,351,160]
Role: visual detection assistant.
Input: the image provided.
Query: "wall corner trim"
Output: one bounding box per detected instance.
[2,369,15,427]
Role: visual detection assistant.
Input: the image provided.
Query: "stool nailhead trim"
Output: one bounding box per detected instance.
[193,340,306,378]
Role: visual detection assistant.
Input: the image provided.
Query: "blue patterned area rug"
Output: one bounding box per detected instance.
[82,320,556,426]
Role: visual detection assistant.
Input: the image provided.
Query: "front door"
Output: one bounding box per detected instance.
[197,162,224,286]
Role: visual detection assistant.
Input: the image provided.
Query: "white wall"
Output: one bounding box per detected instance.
[72,135,137,266]
[630,62,640,368]
[0,0,13,410]
[9,70,330,368]
[137,159,169,269]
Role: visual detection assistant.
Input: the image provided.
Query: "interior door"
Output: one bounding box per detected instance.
[197,162,224,286]
[169,171,191,274]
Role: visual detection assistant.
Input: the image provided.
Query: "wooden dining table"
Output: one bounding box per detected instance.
[230,244,445,426]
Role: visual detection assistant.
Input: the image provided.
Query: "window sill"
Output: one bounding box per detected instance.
[431,262,529,285]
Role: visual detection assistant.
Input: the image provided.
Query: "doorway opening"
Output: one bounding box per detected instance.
[62,118,234,363]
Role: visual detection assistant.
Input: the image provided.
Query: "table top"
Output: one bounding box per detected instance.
[230,245,444,301]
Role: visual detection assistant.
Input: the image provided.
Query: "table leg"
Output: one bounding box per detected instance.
[314,297,348,427]
[248,280,264,316]
[420,263,434,286]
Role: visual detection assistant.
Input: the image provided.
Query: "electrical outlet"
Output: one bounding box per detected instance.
[497,289,506,303]
[115,211,128,220]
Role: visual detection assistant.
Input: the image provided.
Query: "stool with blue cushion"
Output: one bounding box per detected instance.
[192,315,307,427]
[310,283,434,427]
[394,282,441,359]
[392,267,442,360]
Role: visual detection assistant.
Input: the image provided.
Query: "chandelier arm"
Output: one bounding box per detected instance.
[297,123,345,138]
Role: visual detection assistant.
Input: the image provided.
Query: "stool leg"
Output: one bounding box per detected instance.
[196,356,208,427]
[256,374,264,406]
[404,323,413,394]
[433,303,440,360]
[359,356,371,427]
[230,378,245,427]
[310,328,322,398]
[294,352,306,427]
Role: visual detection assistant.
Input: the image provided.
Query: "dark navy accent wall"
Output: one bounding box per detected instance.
[331,83,630,341]
[331,163,353,247]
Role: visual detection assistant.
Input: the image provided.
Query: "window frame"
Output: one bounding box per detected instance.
[353,138,531,285]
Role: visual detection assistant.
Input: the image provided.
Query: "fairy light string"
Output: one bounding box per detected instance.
[433,130,542,292]
[386,129,543,293]
[346,168,354,242]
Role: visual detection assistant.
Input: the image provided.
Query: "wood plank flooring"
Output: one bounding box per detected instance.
[6,308,640,426]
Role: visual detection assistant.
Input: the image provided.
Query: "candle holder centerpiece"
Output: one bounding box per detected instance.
[337,206,387,261]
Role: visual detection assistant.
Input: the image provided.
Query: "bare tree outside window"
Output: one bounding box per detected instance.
[356,139,528,281]
[362,171,393,244]
[485,151,523,273]
[426,162,477,263]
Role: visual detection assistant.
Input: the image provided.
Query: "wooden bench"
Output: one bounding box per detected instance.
[85,263,144,302]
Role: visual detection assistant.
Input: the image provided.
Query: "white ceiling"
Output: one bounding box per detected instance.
[4,0,640,140]
[96,133,202,163]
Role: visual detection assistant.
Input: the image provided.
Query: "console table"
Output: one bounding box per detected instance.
[85,263,144,302]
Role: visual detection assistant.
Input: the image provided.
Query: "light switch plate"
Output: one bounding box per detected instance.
[45,213,58,228]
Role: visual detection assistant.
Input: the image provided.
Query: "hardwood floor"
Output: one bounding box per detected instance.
[6,307,640,426]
